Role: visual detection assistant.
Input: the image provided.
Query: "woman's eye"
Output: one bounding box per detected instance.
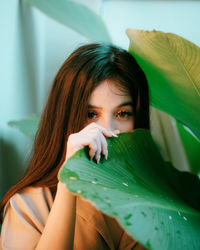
[88,111,98,119]
[116,111,133,120]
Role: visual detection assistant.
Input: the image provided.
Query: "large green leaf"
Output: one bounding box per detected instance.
[8,114,40,140]
[59,130,200,250]
[176,120,200,176]
[126,29,200,141]
[24,0,111,42]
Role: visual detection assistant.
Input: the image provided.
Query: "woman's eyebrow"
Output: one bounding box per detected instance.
[88,102,133,109]
[117,101,133,108]
[88,104,101,109]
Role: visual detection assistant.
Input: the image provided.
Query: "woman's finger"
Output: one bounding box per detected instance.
[66,123,118,162]
[94,135,102,164]
[98,126,118,138]
[88,138,98,160]
[99,132,108,160]
[85,123,118,138]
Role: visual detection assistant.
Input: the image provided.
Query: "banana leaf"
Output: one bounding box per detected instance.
[176,120,200,176]
[126,29,200,141]
[24,0,111,42]
[8,114,40,140]
[59,129,200,250]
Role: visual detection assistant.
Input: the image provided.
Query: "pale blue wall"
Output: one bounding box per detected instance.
[0,1,28,197]
[0,0,90,198]
[101,0,200,48]
[0,0,199,198]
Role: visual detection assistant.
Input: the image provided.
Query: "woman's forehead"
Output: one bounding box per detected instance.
[89,80,132,108]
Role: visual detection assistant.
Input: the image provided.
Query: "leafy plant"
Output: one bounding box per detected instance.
[126,29,200,142]
[9,4,200,248]
[8,114,40,140]
[176,121,200,176]
[59,130,200,250]
[24,0,111,42]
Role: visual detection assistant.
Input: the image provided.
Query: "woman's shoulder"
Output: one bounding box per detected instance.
[16,185,54,200]
[1,186,55,249]
[3,186,54,218]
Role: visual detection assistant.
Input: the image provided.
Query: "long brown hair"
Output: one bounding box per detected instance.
[0,43,149,221]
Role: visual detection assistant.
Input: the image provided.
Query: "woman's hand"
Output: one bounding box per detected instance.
[66,122,119,163]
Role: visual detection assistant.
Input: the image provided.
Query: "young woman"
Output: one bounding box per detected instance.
[0,43,149,249]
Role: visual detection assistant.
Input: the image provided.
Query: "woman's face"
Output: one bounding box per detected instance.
[86,79,134,133]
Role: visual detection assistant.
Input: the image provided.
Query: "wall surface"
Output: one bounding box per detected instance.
[101,0,200,48]
[0,0,101,198]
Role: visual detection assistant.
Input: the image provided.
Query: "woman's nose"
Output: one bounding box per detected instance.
[100,115,116,131]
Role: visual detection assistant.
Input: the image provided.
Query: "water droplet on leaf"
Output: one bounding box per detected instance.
[145,240,151,248]
[124,214,132,220]
[141,211,147,217]
[69,177,77,180]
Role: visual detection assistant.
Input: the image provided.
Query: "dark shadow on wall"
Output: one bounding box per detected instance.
[0,1,40,200]
[0,137,25,200]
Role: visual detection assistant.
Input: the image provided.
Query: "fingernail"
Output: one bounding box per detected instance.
[90,153,95,160]
[97,155,100,164]
[105,150,108,160]
[114,129,120,134]
[111,132,118,137]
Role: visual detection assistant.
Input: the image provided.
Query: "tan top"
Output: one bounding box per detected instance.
[0,187,145,250]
